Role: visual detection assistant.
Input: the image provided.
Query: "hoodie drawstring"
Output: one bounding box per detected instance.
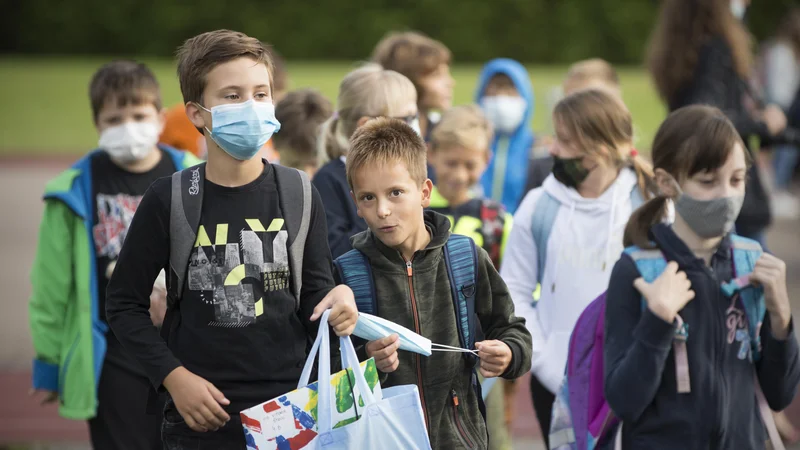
[550,200,577,293]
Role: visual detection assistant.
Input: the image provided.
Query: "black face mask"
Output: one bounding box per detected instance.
[552,156,591,188]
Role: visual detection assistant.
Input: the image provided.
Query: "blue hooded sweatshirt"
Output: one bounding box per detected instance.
[475,59,535,214]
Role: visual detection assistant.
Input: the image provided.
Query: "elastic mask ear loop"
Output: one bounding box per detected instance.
[194,102,214,137]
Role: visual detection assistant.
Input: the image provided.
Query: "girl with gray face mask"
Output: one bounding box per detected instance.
[603,105,799,450]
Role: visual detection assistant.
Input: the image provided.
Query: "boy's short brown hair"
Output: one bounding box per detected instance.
[347,118,427,189]
[89,60,161,122]
[269,47,288,96]
[272,89,333,170]
[563,58,620,94]
[176,29,273,105]
[371,31,451,90]
[430,105,493,153]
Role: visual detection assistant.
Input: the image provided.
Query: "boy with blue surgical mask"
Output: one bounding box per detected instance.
[28,60,201,450]
[105,30,358,449]
[476,58,536,214]
[337,118,532,450]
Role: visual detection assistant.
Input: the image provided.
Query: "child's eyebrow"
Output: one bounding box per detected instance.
[218,85,242,92]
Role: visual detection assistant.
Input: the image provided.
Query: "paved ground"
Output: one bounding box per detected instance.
[0,158,797,450]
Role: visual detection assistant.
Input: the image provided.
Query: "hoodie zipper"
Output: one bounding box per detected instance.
[451,390,475,448]
[405,259,430,431]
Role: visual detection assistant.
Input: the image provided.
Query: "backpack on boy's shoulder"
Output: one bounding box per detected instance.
[147,162,313,411]
[548,235,784,450]
[333,233,487,419]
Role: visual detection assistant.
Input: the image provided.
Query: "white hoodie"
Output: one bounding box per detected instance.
[500,168,640,394]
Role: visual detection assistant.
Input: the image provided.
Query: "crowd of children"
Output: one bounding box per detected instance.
[26,17,800,450]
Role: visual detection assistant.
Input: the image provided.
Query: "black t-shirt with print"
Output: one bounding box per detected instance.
[106,161,336,419]
[91,150,176,372]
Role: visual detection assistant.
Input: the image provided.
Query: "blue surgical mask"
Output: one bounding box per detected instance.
[353,312,478,357]
[730,0,746,20]
[198,99,281,161]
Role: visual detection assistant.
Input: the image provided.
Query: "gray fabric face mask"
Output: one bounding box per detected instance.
[674,193,744,238]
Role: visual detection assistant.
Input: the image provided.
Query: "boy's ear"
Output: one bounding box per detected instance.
[421,179,433,208]
[356,116,371,128]
[654,168,680,198]
[156,108,167,135]
[185,102,208,131]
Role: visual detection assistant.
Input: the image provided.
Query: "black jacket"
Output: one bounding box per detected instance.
[669,35,772,236]
[312,158,367,259]
[604,223,800,449]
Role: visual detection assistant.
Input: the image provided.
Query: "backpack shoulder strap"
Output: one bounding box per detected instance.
[728,235,766,361]
[273,164,312,309]
[624,246,667,284]
[333,249,377,315]
[530,191,561,285]
[168,163,206,306]
[443,234,479,352]
[443,234,486,421]
[630,185,645,210]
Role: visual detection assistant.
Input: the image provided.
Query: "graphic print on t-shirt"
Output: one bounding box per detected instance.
[188,218,289,327]
[93,193,143,260]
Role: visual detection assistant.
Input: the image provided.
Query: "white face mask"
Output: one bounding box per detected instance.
[730,0,746,20]
[98,122,160,164]
[481,95,527,135]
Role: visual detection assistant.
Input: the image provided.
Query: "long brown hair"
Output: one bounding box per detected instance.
[776,8,800,58]
[552,89,654,200]
[623,105,748,248]
[646,0,753,103]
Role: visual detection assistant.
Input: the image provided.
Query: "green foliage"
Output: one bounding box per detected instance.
[1,0,790,63]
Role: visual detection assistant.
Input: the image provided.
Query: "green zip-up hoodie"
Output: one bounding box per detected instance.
[28,147,200,420]
[346,211,532,450]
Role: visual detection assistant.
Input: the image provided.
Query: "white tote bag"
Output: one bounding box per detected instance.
[313,310,432,450]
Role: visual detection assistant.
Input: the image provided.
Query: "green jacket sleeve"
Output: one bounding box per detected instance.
[29,199,75,391]
[475,246,532,380]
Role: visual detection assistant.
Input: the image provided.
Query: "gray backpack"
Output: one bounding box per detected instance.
[148,162,312,412]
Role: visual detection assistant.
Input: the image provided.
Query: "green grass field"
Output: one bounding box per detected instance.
[0,57,666,155]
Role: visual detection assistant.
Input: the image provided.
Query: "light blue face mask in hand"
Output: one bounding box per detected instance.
[353,312,479,357]
[198,99,281,161]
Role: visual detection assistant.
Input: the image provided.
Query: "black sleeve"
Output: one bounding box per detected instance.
[312,169,360,259]
[682,38,771,141]
[757,315,800,410]
[106,179,181,389]
[295,185,340,370]
[603,254,676,423]
[474,247,532,380]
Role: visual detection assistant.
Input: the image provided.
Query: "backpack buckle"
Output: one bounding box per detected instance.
[461,283,476,298]
[674,317,689,341]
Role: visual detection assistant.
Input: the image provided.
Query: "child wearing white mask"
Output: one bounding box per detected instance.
[28,60,201,450]
[475,58,535,214]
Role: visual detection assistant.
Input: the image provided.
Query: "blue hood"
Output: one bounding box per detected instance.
[475,58,535,214]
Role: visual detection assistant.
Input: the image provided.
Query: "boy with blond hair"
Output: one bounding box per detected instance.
[106,30,357,449]
[335,118,531,449]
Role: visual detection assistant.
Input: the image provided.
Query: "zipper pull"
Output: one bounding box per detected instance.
[406,260,413,277]
[451,390,459,406]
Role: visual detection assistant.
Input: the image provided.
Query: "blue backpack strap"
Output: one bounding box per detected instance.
[443,234,486,422]
[726,235,765,361]
[333,249,377,315]
[443,234,479,353]
[630,185,645,210]
[530,191,561,285]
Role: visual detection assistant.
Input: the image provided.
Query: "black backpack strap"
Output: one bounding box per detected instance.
[273,164,312,309]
